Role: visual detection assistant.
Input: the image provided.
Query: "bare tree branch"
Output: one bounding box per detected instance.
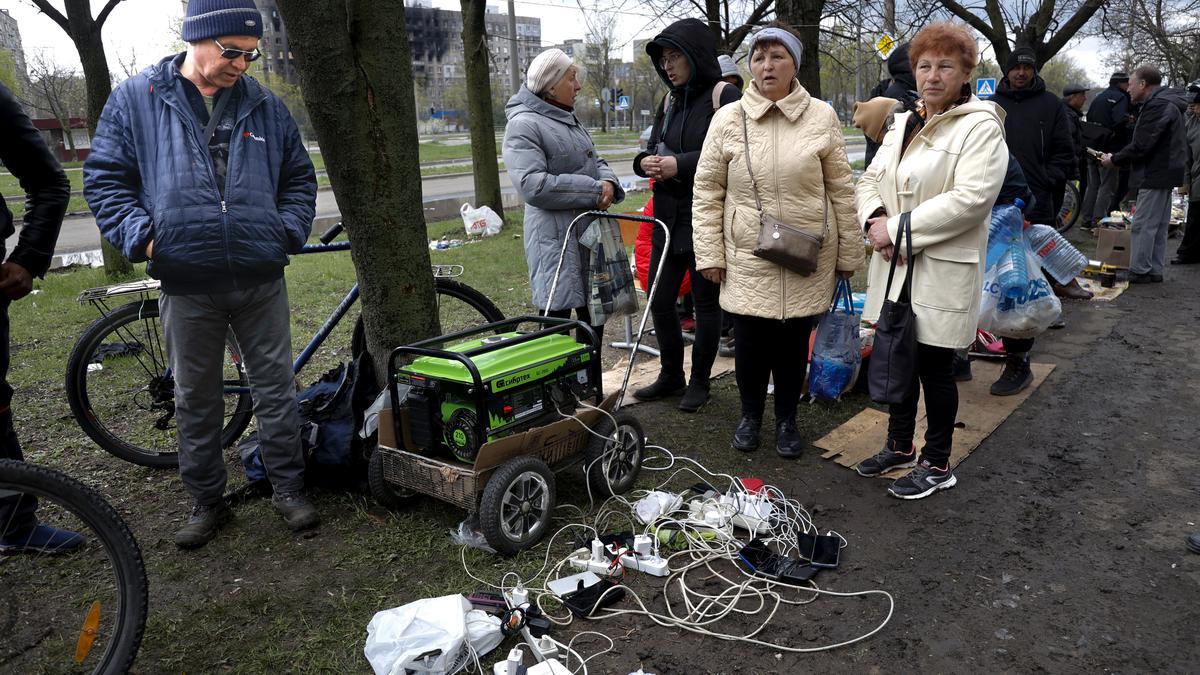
[95,0,126,28]
[28,0,70,32]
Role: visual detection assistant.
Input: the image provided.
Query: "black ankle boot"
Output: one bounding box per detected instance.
[732,415,762,452]
[633,373,686,402]
[776,418,803,459]
[990,354,1032,396]
[678,378,710,413]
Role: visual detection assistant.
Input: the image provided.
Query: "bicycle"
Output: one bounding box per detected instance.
[65,222,504,469]
[0,459,149,673]
[1057,180,1081,233]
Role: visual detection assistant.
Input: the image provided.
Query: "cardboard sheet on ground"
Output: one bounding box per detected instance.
[816,361,1055,477]
[602,348,735,404]
[1076,276,1128,302]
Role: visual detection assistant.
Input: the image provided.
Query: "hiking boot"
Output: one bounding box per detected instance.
[887,459,957,500]
[1188,532,1200,554]
[776,418,803,459]
[272,491,320,532]
[990,355,1033,396]
[952,353,972,382]
[678,379,710,413]
[731,415,762,452]
[174,501,234,549]
[0,524,86,555]
[855,440,917,476]
[718,335,736,358]
[632,374,686,402]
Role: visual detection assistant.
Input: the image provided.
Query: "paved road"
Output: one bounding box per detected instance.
[11,144,865,259]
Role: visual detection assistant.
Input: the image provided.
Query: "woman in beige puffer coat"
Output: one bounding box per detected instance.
[693,24,863,458]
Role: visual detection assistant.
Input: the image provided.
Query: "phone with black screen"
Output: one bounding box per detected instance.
[799,532,842,569]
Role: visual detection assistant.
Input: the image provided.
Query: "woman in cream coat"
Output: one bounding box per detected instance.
[693,24,863,458]
[853,22,1007,499]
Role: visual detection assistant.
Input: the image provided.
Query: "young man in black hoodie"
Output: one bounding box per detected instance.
[632,18,741,413]
[1101,65,1188,283]
[863,42,917,168]
[986,46,1077,396]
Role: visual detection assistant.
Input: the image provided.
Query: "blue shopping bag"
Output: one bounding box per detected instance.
[808,278,861,401]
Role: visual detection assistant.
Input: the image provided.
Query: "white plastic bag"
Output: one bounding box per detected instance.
[460,203,503,237]
[978,244,1062,339]
[364,594,501,675]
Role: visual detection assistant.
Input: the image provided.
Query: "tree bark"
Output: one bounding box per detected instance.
[460,0,505,220]
[937,0,1105,69]
[276,0,438,386]
[776,0,823,98]
[32,0,133,278]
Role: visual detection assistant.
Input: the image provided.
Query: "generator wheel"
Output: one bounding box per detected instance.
[368,447,416,511]
[480,456,555,555]
[583,411,644,497]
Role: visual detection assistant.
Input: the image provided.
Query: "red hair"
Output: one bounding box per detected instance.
[909,22,978,73]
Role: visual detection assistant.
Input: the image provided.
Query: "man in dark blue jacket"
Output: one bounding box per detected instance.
[1080,72,1131,230]
[1101,65,1187,283]
[0,82,84,554]
[84,0,318,548]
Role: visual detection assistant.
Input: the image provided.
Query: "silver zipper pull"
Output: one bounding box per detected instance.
[220,200,227,213]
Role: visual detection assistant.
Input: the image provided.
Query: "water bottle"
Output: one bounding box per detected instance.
[988,199,1027,297]
[1024,223,1088,284]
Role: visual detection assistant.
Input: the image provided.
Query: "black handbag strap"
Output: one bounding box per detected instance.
[202,89,233,147]
[882,212,913,298]
[740,107,828,233]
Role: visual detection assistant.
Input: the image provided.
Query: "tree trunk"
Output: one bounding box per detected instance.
[276,1,438,386]
[776,0,823,98]
[460,0,505,220]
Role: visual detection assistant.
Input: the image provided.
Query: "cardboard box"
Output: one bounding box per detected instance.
[1095,229,1131,269]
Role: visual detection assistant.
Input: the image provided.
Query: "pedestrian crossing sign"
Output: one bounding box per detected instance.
[976,78,996,97]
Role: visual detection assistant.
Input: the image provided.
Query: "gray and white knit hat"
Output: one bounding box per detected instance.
[182,0,264,43]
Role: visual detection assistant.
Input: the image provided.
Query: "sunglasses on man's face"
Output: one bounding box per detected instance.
[213,38,261,62]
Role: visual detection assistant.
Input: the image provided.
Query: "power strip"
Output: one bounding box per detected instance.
[502,588,559,662]
[719,493,774,535]
[566,537,671,577]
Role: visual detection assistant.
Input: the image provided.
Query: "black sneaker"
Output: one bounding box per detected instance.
[776,418,803,459]
[272,491,320,532]
[855,441,917,476]
[887,459,957,500]
[678,380,710,413]
[174,501,234,549]
[1188,533,1200,554]
[632,375,687,402]
[1128,272,1164,284]
[990,355,1033,396]
[731,415,761,452]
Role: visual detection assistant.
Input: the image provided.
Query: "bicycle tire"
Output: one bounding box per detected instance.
[0,459,149,674]
[351,278,505,358]
[1056,181,1081,233]
[65,300,253,469]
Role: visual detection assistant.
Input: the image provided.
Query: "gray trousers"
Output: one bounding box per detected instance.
[160,278,303,504]
[1080,161,1119,227]
[1130,188,1172,276]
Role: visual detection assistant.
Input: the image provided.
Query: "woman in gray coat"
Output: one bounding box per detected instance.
[503,48,624,335]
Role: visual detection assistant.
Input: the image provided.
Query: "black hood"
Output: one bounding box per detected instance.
[646,18,721,93]
[1155,86,1191,113]
[887,43,915,91]
[996,74,1047,101]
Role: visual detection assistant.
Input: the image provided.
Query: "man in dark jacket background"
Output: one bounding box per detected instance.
[863,42,917,168]
[986,46,1077,397]
[84,0,318,548]
[1080,72,1131,230]
[0,82,84,554]
[1059,83,1087,217]
[1102,65,1187,283]
[1174,84,1200,265]
[631,18,741,413]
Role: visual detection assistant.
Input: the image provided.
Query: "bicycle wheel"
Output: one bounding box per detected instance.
[65,300,253,469]
[351,278,505,357]
[0,459,148,674]
[1056,181,1081,233]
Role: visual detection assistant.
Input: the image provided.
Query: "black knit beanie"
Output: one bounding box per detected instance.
[1006,46,1037,73]
[182,0,264,43]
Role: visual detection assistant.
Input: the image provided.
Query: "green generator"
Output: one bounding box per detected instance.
[390,317,601,463]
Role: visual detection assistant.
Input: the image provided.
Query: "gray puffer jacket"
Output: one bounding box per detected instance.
[503,86,623,313]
